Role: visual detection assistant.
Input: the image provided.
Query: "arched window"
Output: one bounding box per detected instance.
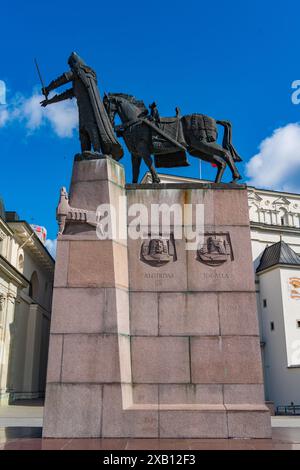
[279,207,289,226]
[249,204,259,223]
[29,271,39,302]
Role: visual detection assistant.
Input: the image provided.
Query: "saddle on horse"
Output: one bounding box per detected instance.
[150,110,189,168]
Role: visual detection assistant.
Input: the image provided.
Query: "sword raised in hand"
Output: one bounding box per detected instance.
[34,58,48,102]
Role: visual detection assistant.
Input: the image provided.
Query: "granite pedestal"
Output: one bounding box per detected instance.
[43,156,271,438]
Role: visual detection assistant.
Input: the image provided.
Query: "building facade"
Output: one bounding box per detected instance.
[0,200,54,404]
[142,173,300,409]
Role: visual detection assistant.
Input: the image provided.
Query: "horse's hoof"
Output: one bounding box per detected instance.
[152,178,161,184]
[231,175,242,183]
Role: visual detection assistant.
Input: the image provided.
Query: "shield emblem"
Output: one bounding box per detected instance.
[140,234,177,267]
[197,232,233,267]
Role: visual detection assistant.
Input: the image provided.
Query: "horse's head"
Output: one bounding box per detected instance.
[103,93,118,125]
[105,93,148,125]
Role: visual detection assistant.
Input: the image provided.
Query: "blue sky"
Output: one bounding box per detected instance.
[1,0,300,243]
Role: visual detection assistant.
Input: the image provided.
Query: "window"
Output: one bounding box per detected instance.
[263,299,267,308]
[270,322,275,331]
[18,253,24,271]
[297,320,300,329]
[29,271,39,303]
[279,208,289,227]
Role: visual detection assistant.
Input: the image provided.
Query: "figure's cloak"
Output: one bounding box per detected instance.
[77,66,123,160]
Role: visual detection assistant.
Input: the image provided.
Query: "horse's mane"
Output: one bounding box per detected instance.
[108,93,147,113]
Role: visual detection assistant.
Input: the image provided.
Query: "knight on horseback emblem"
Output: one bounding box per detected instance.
[40,53,242,185]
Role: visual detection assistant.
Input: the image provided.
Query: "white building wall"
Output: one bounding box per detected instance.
[0,218,54,404]
[257,268,300,407]
[250,187,300,408]
[280,268,300,367]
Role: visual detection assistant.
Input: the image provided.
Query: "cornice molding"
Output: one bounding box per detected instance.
[0,255,29,288]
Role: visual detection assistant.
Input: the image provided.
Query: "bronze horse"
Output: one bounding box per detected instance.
[104,93,242,184]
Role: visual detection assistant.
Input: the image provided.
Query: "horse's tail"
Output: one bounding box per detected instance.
[216,120,242,162]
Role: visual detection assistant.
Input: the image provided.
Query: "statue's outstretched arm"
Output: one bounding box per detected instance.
[41,88,74,107]
[44,71,74,94]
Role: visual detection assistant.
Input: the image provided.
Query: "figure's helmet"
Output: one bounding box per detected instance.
[68,52,86,69]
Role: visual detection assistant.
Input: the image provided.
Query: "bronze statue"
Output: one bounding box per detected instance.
[149,102,160,126]
[40,52,123,160]
[40,53,242,184]
[104,94,242,184]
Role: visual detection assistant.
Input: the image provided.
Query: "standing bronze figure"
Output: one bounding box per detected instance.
[104,94,242,183]
[40,53,123,160]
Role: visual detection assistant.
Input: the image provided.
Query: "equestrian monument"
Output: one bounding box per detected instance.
[42,53,271,438]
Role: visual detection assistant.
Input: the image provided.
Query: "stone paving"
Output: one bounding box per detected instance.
[1,427,300,449]
[1,403,300,449]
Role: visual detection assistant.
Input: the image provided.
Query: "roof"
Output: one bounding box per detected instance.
[256,241,300,273]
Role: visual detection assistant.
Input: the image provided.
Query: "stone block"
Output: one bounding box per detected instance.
[227,410,272,438]
[182,187,215,226]
[51,288,105,334]
[46,334,63,383]
[126,188,185,210]
[61,334,120,383]
[67,240,128,288]
[132,384,159,405]
[159,410,228,438]
[213,189,249,226]
[104,287,130,335]
[187,226,255,291]
[102,385,158,437]
[118,335,132,384]
[159,292,219,336]
[112,242,129,288]
[68,240,113,287]
[159,384,223,405]
[53,241,69,287]
[43,384,102,438]
[71,157,125,187]
[130,292,158,335]
[191,336,263,384]
[69,181,109,212]
[127,237,187,292]
[219,292,259,336]
[131,337,190,383]
[224,384,265,404]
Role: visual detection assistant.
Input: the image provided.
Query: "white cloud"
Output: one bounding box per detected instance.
[45,238,57,259]
[0,88,78,138]
[45,97,78,137]
[246,123,300,192]
[0,107,9,126]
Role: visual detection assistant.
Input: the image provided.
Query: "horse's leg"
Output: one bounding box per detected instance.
[131,154,142,183]
[222,151,241,182]
[212,155,226,183]
[142,154,161,183]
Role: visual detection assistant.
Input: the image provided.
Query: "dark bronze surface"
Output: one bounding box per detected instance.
[40,53,243,185]
[105,93,242,184]
[40,53,123,160]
